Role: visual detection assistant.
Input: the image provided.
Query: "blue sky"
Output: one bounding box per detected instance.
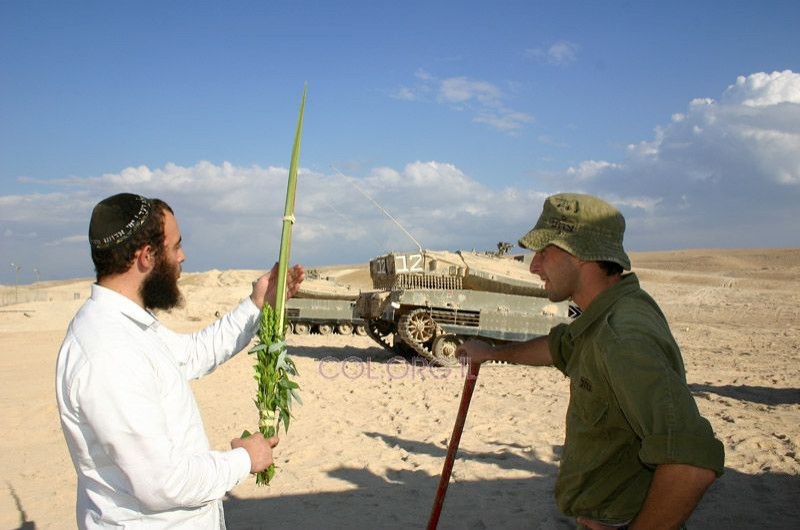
[2,0,799,284]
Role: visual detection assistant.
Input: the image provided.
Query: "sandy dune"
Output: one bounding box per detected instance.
[1,248,798,529]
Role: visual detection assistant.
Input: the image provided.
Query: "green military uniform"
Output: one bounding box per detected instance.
[548,274,725,523]
[518,193,725,527]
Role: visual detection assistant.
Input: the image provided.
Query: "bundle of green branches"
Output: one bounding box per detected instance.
[244,303,301,485]
[242,84,305,485]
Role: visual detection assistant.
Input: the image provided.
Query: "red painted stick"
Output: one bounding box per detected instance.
[427,361,482,530]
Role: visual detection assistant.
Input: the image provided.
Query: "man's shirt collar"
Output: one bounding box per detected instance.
[567,273,640,339]
[91,283,157,329]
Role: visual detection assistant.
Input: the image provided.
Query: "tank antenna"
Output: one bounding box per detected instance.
[331,166,424,253]
[319,197,386,249]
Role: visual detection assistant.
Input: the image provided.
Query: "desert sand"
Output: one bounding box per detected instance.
[1,248,798,529]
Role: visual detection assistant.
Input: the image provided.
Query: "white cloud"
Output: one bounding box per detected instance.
[474,111,535,133]
[604,194,662,213]
[550,70,800,249]
[390,71,534,134]
[44,235,85,247]
[389,86,418,101]
[537,134,569,148]
[3,71,798,283]
[439,77,503,106]
[388,69,435,102]
[566,160,621,181]
[525,40,580,65]
[722,70,800,107]
[414,69,434,82]
[0,161,550,283]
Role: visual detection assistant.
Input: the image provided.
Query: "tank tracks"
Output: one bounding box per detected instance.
[364,318,396,355]
[396,308,470,367]
[366,309,498,367]
[364,318,417,359]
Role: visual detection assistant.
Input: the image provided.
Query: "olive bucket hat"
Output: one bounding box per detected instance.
[518,193,631,270]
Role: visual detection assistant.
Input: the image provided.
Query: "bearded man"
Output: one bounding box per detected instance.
[56,193,304,529]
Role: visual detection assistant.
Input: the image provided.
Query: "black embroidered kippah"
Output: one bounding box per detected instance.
[89,193,152,249]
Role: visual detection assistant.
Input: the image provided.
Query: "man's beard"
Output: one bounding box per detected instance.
[141,253,183,311]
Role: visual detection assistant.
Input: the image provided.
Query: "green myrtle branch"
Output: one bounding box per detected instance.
[244,303,301,485]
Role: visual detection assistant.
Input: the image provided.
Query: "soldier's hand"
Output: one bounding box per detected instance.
[456,339,496,365]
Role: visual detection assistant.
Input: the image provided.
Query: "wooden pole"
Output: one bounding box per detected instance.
[427,361,482,530]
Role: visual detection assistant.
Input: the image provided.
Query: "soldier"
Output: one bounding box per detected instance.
[457,193,724,530]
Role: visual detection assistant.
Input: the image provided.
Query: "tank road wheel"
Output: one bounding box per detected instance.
[402,309,436,343]
[293,322,311,335]
[396,309,439,361]
[318,323,333,335]
[336,322,354,335]
[432,335,463,367]
[354,324,367,336]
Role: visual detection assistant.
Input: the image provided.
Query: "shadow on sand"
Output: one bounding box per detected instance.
[254,345,799,527]
[690,383,800,406]
[224,431,799,529]
[225,436,567,530]
[286,341,407,362]
[6,482,36,530]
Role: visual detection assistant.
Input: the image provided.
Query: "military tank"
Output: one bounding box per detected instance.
[286,274,366,336]
[355,249,577,365]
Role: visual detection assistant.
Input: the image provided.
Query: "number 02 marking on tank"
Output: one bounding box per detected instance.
[395,253,424,273]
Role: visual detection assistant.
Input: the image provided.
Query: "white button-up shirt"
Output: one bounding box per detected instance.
[56,284,260,529]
